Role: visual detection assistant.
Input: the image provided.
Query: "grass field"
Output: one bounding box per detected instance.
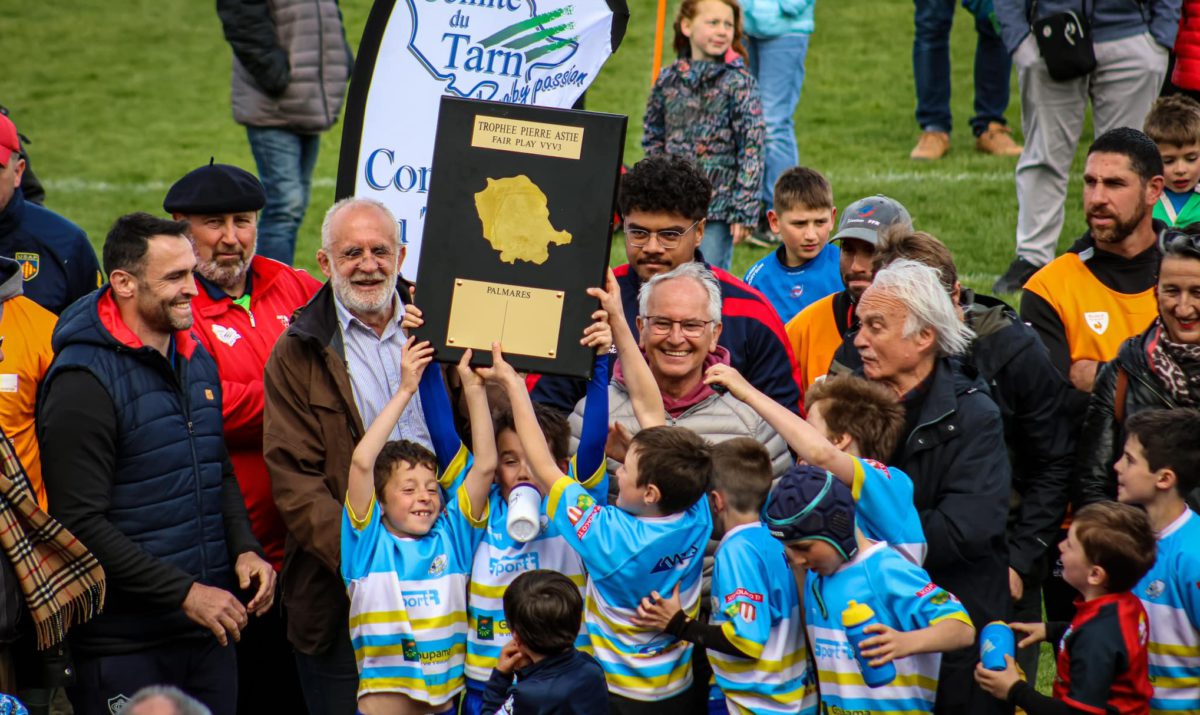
[5,0,1096,298]
[7,0,1071,691]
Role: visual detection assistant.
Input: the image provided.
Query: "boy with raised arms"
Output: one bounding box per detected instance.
[486,344,714,713]
[341,341,495,715]
[633,438,814,715]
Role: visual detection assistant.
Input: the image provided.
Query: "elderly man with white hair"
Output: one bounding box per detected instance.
[569,262,790,479]
[853,259,1011,715]
[263,197,428,714]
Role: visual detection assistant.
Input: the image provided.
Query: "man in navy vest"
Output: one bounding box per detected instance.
[38,213,274,715]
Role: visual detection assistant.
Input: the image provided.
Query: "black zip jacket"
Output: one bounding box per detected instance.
[481,649,609,715]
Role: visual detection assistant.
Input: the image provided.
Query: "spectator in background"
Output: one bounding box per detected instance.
[785,194,912,393]
[742,166,842,323]
[0,106,44,206]
[852,259,1012,715]
[39,214,273,715]
[164,161,321,715]
[0,113,100,315]
[531,156,802,416]
[123,686,212,715]
[1075,227,1200,510]
[264,198,426,715]
[0,257,54,510]
[992,0,1178,292]
[740,0,813,241]
[642,0,765,270]
[217,0,352,265]
[908,0,1023,160]
[1019,129,1165,419]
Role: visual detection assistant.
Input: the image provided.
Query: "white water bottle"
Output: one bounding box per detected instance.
[506,483,542,543]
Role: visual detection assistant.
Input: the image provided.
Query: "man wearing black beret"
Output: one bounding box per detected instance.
[166,160,320,714]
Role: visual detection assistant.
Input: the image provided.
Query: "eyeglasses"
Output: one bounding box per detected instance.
[623,219,702,248]
[1161,228,1200,259]
[641,315,715,338]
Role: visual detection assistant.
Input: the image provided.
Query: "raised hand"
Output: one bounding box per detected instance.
[399,337,435,394]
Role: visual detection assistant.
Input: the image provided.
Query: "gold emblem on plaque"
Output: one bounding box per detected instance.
[474,175,572,265]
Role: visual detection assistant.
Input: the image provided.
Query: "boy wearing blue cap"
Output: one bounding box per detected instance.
[765,467,974,715]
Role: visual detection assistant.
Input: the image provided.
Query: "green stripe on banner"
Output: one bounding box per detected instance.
[523,37,573,61]
[479,8,567,47]
[504,23,574,50]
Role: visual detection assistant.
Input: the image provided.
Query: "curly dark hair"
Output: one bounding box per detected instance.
[618,155,712,222]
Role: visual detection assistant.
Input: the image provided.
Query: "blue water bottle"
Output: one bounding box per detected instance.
[980,621,1015,671]
[842,600,897,688]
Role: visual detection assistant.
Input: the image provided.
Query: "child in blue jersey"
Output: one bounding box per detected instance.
[742,167,842,323]
[765,467,975,715]
[481,570,609,715]
[406,273,665,714]
[341,340,496,715]
[705,366,926,564]
[487,344,714,714]
[1115,409,1200,714]
[1144,96,1200,227]
[633,438,815,715]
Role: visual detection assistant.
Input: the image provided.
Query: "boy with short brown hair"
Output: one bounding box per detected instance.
[976,502,1156,714]
[1145,95,1200,226]
[743,167,842,323]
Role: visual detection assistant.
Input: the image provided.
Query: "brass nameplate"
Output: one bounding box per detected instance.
[446,278,564,358]
[471,115,585,160]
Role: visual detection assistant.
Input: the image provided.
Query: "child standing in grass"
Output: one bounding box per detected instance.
[642,0,765,271]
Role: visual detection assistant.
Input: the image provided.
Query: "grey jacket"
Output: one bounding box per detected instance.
[568,379,792,482]
[994,0,1180,54]
[219,0,352,132]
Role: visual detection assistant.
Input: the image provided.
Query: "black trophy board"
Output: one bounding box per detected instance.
[413,96,626,379]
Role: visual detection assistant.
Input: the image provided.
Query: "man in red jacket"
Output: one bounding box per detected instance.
[165,162,321,714]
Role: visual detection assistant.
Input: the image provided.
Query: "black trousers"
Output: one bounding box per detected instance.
[68,637,237,715]
[236,593,308,715]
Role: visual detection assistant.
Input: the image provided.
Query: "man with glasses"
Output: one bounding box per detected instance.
[263,197,426,715]
[532,154,802,415]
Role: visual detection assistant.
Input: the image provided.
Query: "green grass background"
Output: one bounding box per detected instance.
[6,0,1076,690]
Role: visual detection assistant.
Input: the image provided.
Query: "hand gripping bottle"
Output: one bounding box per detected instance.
[842,600,897,688]
[506,483,542,543]
[980,621,1015,671]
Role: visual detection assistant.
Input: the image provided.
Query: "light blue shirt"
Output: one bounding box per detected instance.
[334,293,432,450]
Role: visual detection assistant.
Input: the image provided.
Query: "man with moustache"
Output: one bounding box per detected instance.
[263,197,429,715]
[785,194,912,394]
[1021,128,1166,417]
[38,213,274,715]
[165,161,320,714]
[531,154,803,414]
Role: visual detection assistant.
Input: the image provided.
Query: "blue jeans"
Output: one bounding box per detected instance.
[745,33,810,210]
[912,0,1011,135]
[700,220,733,271]
[246,126,321,265]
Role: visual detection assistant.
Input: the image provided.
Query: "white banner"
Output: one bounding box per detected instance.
[337,0,618,279]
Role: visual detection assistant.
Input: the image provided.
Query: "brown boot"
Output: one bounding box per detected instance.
[976,122,1023,156]
[910,131,950,160]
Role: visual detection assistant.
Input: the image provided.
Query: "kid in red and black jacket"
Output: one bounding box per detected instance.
[976,502,1156,715]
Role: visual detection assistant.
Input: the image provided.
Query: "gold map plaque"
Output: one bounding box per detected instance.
[475,175,572,265]
[471,115,585,160]
[446,279,565,358]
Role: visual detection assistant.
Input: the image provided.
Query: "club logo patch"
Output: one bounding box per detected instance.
[107,695,129,715]
[428,554,447,576]
[15,252,38,281]
[1085,311,1109,335]
[212,324,242,347]
[1144,579,1165,600]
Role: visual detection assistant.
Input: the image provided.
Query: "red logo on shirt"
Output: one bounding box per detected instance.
[724,588,764,604]
[916,583,936,598]
[864,459,891,479]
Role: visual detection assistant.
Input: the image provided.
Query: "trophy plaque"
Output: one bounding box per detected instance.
[412,96,627,379]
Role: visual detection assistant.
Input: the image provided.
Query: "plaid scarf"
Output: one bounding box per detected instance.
[0,434,104,649]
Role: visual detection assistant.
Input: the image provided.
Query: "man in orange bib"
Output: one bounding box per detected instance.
[1022,128,1165,419]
